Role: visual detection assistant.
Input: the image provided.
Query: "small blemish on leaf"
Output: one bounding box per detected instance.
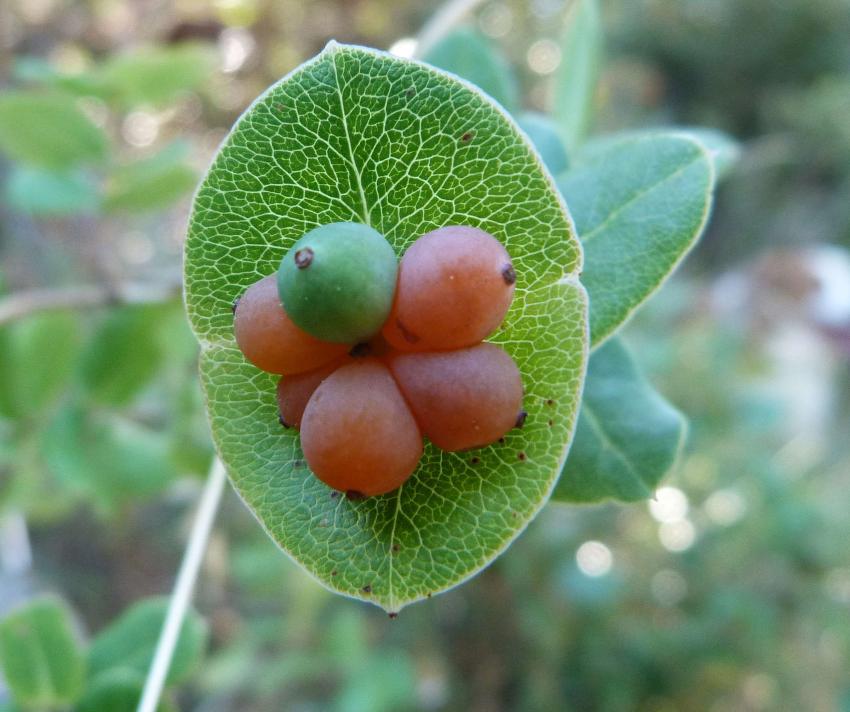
[293,459,306,468]
[274,102,285,112]
[548,419,554,427]
[461,131,474,143]
[545,399,555,407]
[346,490,366,501]
[330,491,340,499]
[517,452,527,461]
[362,584,372,594]
[391,543,400,553]
[498,437,506,445]
[388,612,399,619]
[331,570,338,576]
[405,87,415,98]
[470,456,480,465]
[515,410,528,428]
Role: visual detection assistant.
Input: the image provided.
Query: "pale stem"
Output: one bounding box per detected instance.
[137,457,228,712]
[414,0,488,58]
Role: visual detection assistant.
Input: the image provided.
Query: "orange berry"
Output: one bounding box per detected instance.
[382,226,516,351]
[233,275,348,375]
[388,343,523,452]
[276,355,351,429]
[300,359,423,496]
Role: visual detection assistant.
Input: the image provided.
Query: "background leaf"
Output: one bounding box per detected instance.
[552,337,686,503]
[0,312,83,420]
[97,44,215,108]
[3,166,99,216]
[77,668,176,712]
[78,304,168,406]
[88,597,207,686]
[186,43,587,611]
[0,92,107,168]
[558,132,713,346]
[517,112,570,176]
[103,142,196,214]
[0,597,86,710]
[553,0,603,153]
[421,27,519,111]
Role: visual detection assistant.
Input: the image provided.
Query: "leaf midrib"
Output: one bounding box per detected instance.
[579,148,702,244]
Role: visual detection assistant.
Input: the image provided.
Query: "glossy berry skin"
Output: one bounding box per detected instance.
[277,222,398,344]
[300,359,423,495]
[382,226,516,351]
[388,343,523,452]
[234,275,348,375]
[276,355,351,429]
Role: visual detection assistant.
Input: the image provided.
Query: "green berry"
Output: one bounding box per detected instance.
[277,222,398,344]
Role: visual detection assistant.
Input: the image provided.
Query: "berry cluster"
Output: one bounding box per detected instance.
[233,223,524,497]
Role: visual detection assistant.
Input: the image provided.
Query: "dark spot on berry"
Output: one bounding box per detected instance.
[461,131,474,143]
[278,414,290,428]
[517,451,527,461]
[515,410,528,428]
[349,342,371,358]
[502,263,517,285]
[330,491,340,499]
[470,456,480,465]
[231,295,241,314]
[346,490,366,501]
[362,584,372,594]
[294,247,314,269]
[546,399,555,406]
[395,319,420,344]
[388,612,399,619]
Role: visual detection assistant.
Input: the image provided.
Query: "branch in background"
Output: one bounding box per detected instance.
[0,280,182,327]
[414,0,488,58]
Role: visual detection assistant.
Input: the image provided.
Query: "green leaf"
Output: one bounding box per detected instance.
[553,0,603,153]
[552,337,686,503]
[677,127,740,181]
[0,92,107,168]
[185,43,587,611]
[517,112,570,176]
[41,406,178,511]
[3,166,99,216]
[557,132,713,347]
[0,597,86,709]
[103,142,196,213]
[0,312,83,420]
[421,27,519,111]
[78,305,167,405]
[88,597,207,686]
[97,44,215,108]
[77,668,176,712]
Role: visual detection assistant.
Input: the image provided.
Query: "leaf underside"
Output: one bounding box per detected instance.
[553,337,686,503]
[185,43,587,611]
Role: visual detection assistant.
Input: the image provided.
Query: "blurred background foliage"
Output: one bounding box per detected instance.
[0,0,849,710]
